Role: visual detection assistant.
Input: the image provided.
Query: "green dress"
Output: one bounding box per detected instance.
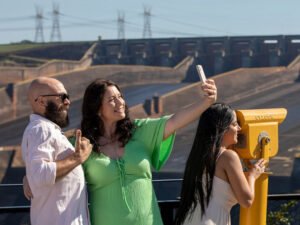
[83,116,176,225]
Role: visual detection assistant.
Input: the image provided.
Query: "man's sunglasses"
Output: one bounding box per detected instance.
[34,93,70,102]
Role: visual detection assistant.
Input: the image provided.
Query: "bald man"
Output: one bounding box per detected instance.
[21,77,92,225]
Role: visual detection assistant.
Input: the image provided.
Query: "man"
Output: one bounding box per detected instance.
[21,77,92,225]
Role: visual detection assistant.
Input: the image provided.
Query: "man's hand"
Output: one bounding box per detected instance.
[74,129,93,164]
[55,130,93,181]
[23,176,33,200]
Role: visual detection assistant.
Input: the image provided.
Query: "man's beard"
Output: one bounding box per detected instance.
[44,101,69,128]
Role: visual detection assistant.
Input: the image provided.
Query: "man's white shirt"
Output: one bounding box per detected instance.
[21,114,89,225]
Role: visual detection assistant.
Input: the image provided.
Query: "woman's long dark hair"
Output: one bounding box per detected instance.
[175,103,234,225]
[81,79,134,152]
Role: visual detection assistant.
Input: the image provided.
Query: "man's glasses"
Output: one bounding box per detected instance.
[35,93,70,102]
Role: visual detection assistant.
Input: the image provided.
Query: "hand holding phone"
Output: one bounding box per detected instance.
[196,65,207,83]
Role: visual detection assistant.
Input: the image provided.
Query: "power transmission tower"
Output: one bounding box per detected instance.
[34,6,45,43]
[117,11,125,39]
[50,3,62,42]
[143,6,152,38]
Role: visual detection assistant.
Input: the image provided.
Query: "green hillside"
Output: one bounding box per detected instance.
[0,43,47,54]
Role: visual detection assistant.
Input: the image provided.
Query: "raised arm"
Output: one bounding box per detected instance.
[55,130,92,181]
[22,130,92,199]
[222,150,266,208]
[164,79,217,139]
[26,129,92,188]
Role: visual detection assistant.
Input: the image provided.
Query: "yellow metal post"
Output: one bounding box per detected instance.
[239,137,270,225]
[234,108,287,225]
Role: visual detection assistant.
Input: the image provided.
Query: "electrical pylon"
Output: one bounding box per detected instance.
[34,6,45,43]
[117,11,125,39]
[50,3,62,42]
[143,6,152,38]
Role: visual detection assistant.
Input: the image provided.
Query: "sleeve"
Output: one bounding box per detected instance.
[135,115,176,171]
[68,136,76,147]
[25,126,57,188]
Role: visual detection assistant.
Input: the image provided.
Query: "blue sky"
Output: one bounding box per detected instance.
[1,0,300,44]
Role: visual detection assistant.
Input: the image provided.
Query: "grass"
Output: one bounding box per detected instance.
[0,43,49,54]
[0,41,95,54]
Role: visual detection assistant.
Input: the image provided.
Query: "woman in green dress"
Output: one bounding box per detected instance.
[80,78,217,225]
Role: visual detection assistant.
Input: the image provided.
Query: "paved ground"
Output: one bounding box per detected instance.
[160,79,300,195]
[1,78,300,224]
[1,80,300,191]
[0,83,186,146]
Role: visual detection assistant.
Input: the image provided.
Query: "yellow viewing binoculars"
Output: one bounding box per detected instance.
[234,108,287,159]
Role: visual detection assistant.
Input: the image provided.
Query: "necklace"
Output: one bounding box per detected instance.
[89,134,122,158]
[88,135,106,152]
[99,136,117,146]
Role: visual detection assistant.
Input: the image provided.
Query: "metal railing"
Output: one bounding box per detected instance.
[1,180,300,225]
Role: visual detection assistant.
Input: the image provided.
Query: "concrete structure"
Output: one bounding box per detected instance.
[0,56,193,125]
[0,43,96,85]
[1,55,300,225]
[93,35,300,80]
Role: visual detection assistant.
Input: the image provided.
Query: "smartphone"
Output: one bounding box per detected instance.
[196,65,207,83]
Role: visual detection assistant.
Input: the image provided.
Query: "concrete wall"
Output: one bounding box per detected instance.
[94,35,300,77]
[0,60,91,85]
[0,61,189,124]
[136,64,300,119]
[0,87,14,122]
[2,60,299,169]
[1,53,298,125]
[0,51,99,118]
[0,43,96,85]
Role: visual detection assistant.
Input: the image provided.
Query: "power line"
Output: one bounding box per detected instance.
[0,16,34,23]
[59,13,115,25]
[0,4,245,41]
[125,21,199,37]
[153,15,241,36]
